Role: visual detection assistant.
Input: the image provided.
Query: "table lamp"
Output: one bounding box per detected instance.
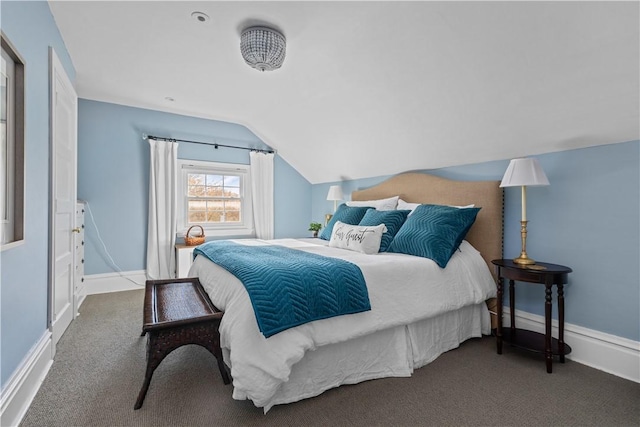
[500,157,550,265]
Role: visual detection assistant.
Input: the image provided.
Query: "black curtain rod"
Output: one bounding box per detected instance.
[143,134,274,154]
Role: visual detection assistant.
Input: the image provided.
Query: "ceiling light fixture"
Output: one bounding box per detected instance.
[240,26,286,72]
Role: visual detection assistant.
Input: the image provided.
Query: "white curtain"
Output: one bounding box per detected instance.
[249,151,274,240]
[146,138,178,279]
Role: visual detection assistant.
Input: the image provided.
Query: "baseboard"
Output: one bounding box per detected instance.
[504,308,640,383]
[0,331,53,427]
[85,270,147,295]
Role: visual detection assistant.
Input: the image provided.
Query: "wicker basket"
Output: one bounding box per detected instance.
[184,225,205,246]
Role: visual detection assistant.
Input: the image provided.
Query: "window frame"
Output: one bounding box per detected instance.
[1,31,25,250]
[177,159,254,238]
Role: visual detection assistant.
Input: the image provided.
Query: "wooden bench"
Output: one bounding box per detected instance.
[134,277,231,410]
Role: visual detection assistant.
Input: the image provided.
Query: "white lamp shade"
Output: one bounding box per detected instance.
[326,185,344,201]
[500,158,550,188]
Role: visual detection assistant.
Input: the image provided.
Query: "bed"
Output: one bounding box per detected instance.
[189,172,503,412]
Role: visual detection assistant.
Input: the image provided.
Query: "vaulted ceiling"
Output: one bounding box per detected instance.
[49,1,639,184]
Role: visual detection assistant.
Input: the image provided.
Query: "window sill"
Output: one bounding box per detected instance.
[176,227,255,240]
[1,239,25,252]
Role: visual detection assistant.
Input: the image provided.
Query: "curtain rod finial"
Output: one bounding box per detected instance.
[142,133,148,140]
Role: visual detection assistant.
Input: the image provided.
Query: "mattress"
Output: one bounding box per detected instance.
[189,238,496,410]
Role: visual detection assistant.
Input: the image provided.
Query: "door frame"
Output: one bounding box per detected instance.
[48,47,78,354]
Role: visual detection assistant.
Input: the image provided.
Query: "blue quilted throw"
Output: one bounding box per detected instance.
[194,241,371,337]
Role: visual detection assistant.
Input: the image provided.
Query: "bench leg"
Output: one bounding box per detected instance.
[218,358,231,385]
[134,333,166,410]
[212,348,231,385]
[200,345,230,385]
[134,363,155,409]
[200,325,231,385]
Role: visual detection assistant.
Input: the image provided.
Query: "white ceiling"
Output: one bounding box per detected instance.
[49,1,639,184]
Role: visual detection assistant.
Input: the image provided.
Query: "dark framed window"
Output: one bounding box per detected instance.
[1,31,25,248]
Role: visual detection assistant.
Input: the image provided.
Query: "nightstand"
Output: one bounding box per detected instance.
[491,259,572,373]
[175,244,196,278]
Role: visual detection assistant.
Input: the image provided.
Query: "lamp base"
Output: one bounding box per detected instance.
[513,255,535,265]
[513,219,535,265]
[325,213,333,226]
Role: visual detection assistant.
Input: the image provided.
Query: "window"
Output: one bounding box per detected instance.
[1,32,24,248]
[177,160,254,237]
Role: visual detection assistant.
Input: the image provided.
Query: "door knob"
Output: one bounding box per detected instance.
[72,228,81,233]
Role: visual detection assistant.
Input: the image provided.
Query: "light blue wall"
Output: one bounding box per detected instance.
[78,99,311,275]
[0,1,76,387]
[274,155,312,238]
[311,141,640,342]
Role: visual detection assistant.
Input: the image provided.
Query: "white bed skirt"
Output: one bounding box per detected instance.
[228,302,490,412]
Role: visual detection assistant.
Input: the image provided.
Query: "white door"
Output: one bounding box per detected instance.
[49,48,77,351]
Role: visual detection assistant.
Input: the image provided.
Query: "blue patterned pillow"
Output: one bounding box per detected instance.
[320,204,371,241]
[358,209,410,252]
[388,204,481,267]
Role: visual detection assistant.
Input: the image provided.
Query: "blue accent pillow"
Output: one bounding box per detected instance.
[358,209,410,252]
[320,204,371,241]
[388,204,481,268]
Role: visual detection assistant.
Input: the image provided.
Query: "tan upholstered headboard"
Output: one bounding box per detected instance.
[351,173,503,280]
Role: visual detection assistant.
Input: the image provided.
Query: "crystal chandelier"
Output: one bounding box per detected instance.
[240,26,286,72]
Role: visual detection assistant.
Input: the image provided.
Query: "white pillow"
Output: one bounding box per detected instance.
[346,195,399,211]
[397,199,475,216]
[397,198,420,215]
[328,221,387,254]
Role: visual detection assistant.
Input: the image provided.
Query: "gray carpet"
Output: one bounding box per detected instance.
[20,290,640,427]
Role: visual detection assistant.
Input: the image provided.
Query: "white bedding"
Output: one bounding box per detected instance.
[189,238,496,410]
[268,302,489,409]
